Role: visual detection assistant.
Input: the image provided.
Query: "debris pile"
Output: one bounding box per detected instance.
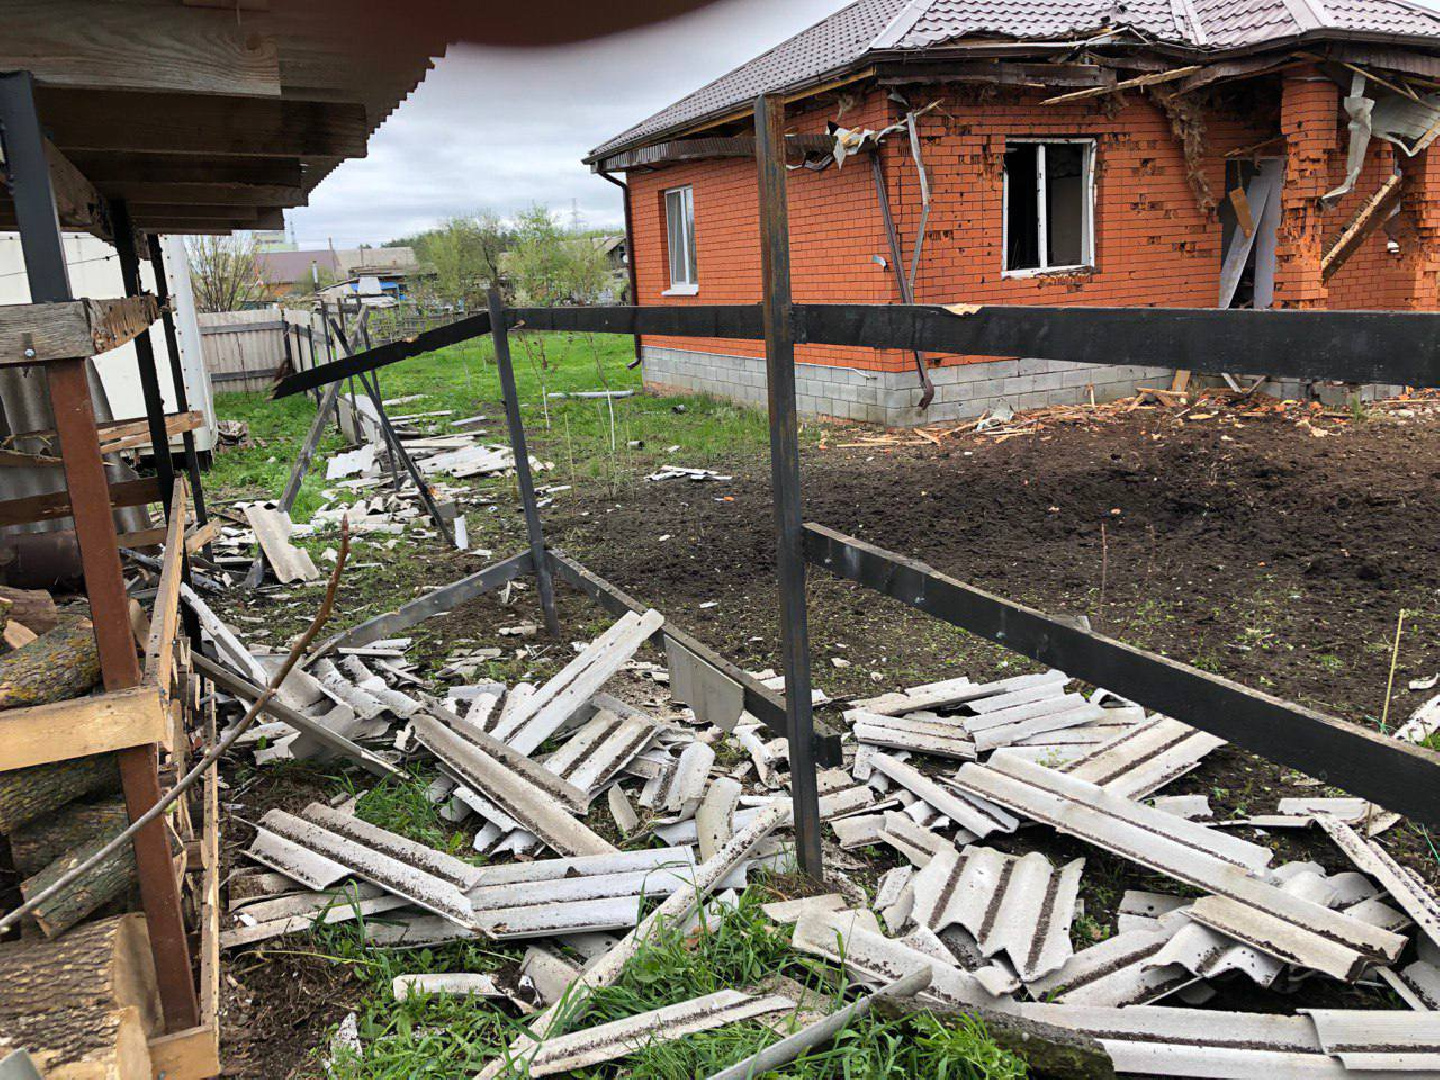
[198,557,1440,1077]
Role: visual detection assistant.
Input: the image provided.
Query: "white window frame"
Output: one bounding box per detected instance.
[663,185,698,295]
[1001,139,1096,277]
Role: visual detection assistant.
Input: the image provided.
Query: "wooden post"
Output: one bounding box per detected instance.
[0,70,198,1034]
[754,94,823,881]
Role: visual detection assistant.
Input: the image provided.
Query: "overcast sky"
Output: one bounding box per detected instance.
[285,0,844,248]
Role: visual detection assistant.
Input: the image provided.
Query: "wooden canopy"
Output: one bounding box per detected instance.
[0,0,725,238]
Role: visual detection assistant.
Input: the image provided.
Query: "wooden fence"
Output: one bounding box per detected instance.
[196,309,287,393]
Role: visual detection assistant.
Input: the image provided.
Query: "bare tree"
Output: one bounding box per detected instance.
[187,234,266,312]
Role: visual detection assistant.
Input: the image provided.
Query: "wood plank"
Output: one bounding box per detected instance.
[43,139,107,236]
[804,523,1440,828]
[0,475,160,528]
[0,294,159,364]
[68,151,303,187]
[144,480,188,690]
[1322,174,1404,280]
[0,683,166,771]
[97,180,304,207]
[185,520,221,555]
[2,0,280,97]
[147,1024,220,1080]
[38,87,367,157]
[1042,65,1202,104]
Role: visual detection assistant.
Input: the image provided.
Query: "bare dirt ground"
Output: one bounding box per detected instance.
[216,398,1440,1075]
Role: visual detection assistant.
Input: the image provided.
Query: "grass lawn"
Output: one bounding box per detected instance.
[209,331,788,518]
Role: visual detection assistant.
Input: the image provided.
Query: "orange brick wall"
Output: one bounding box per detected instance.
[627,76,1428,376]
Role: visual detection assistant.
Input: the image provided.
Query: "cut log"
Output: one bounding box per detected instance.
[0,913,161,1035]
[0,754,121,833]
[0,616,102,711]
[21,824,139,938]
[0,586,59,634]
[0,1003,151,1080]
[9,797,129,877]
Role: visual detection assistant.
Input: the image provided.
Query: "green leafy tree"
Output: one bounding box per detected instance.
[508,206,612,306]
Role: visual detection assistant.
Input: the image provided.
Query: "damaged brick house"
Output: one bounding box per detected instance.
[585,0,1440,425]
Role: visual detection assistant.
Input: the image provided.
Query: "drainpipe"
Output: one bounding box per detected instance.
[599,169,643,370]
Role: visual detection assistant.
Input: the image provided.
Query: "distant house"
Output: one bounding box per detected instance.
[256,246,426,301]
[587,0,1440,425]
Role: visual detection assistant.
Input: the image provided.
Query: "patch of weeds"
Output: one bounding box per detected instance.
[319,888,1028,1079]
[350,769,474,858]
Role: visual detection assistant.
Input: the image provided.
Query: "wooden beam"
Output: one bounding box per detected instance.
[1,0,280,97]
[0,476,161,529]
[1042,65,1202,105]
[0,294,159,364]
[1322,173,1404,280]
[804,523,1440,827]
[876,60,1117,89]
[95,181,304,207]
[0,684,167,772]
[68,151,304,187]
[143,479,188,693]
[37,88,368,158]
[125,203,261,222]
[7,409,204,453]
[41,139,108,235]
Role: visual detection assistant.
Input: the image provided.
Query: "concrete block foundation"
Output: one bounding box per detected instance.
[641,346,1175,426]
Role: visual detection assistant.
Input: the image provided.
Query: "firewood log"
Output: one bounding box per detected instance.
[0,914,159,1080]
[0,754,121,833]
[9,797,129,877]
[21,824,138,938]
[0,586,58,634]
[0,913,161,1034]
[0,615,102,711]
[0,1003,150,1080]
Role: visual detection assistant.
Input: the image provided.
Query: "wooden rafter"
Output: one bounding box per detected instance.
[1042,64,1202,105]
[1322,173,1404,280]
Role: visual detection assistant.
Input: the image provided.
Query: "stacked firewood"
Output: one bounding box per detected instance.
[0,588,140,939]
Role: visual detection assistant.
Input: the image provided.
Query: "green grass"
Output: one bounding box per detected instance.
[315,889,1028,1080]
[208,331,792,512]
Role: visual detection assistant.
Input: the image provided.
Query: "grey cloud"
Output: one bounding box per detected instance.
[286,0,843,246]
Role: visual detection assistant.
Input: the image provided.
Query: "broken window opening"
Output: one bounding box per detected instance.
[664,185,698,294]
[1003,140,1095,275]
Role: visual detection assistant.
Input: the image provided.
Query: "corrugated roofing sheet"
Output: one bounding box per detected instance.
[591,0,1440,160]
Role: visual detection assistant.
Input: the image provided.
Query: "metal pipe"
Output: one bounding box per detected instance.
[110,200,176,518]
[754,93,823,881]
[599,170,644,370]
[486,288,561,637]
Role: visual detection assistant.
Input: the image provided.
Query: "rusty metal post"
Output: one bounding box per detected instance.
[0,71,199,1033]
[110,200,176,518]
[754,94,823,880]
[487,288,561,637]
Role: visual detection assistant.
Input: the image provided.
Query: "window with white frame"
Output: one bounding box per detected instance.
[664,186,698,293]
[1003,140,1095,274]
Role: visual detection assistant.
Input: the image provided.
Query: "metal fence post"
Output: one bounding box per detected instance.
[754,94,823,880]
[487,288,561,637]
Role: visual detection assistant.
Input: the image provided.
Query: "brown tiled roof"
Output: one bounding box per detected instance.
[589,0,1440,160]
